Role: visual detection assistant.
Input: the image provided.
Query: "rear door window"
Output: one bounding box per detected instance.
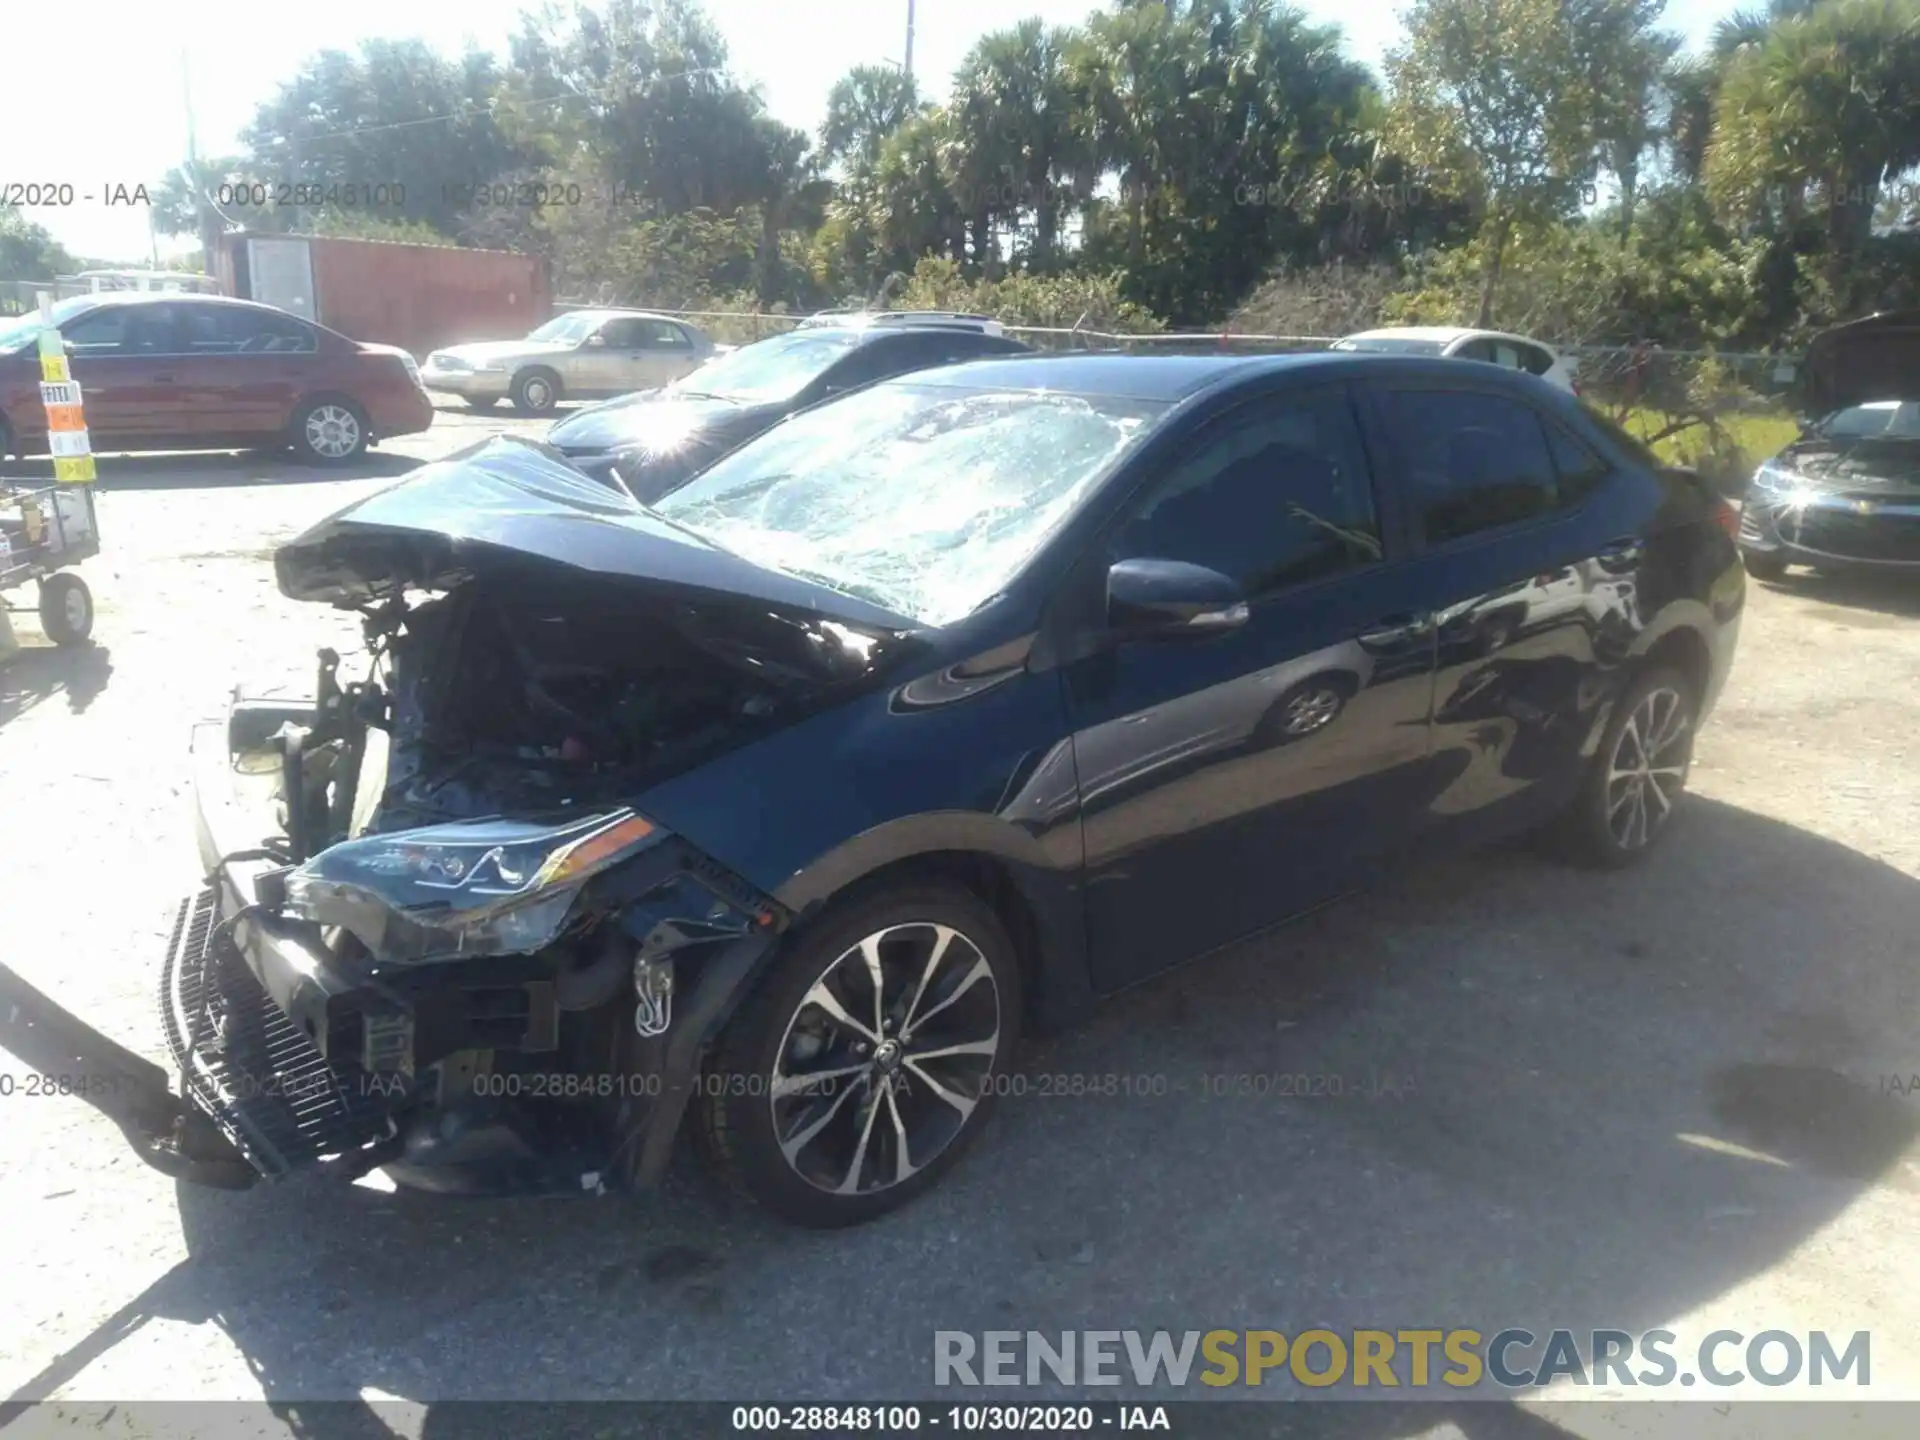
[177,304,317,355]
[1519,344,1558,377]
[637,320,693,350]
[1371,387,1563,545]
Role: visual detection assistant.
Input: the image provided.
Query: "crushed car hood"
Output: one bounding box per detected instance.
[1772,436,1920,496]
[1804,310,1920,416]
[273,435,916,630]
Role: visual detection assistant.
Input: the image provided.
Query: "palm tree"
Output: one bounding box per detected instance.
[948,21,1089,273]
[821,65,920,174]
[1706,0,1920,285]
[1065,4,1203,269]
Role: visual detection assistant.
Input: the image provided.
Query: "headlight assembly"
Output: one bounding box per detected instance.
[283,810,659,964]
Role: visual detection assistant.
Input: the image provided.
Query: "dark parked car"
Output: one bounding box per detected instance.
[0,353,1744,1227]
[1741,310,1920,576]
[545,321,1029,501]
[0,293,434,464]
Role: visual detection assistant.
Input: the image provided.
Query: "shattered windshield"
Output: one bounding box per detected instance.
[654,381,1165,625]
[673,329,862,403]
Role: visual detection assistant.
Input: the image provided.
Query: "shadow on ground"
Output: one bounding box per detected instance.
[0,642,112,730]
[2,452,421,493]
[1754,566,1920,620]
[5,798,1916,1435]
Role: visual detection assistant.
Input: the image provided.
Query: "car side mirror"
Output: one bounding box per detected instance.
[1106,558,1248,637]
[585,334,606,349]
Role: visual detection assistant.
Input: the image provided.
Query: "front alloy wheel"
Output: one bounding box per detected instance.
[702,885,1020,1226]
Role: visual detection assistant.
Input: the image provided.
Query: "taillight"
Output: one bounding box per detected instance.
[1713,498,1740,540]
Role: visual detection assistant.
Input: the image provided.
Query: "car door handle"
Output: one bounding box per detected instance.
[1358,612,1433,647]
[152,374,176,384]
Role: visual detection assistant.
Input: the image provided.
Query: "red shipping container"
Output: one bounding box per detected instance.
[217,232,552,358]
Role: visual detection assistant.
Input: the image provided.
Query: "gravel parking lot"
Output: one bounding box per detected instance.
[2,406,1917,1431]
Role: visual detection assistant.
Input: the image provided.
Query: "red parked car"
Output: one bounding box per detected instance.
[0,294,434,464]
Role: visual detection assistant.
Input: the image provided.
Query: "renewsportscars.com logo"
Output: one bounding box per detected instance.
[933,1328,1871,1391]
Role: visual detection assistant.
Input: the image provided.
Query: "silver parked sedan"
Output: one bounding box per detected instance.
[421,309,716,415]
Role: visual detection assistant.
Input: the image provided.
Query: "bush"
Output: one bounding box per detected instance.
[1228,263,1404,338]
[885,258,1164,335]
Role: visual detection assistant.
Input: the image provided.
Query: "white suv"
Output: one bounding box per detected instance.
[1332,326,1579,393]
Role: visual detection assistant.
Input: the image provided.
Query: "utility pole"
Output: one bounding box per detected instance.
[181,48,198,169]
[905,0,916,84]
[183,48,218,279]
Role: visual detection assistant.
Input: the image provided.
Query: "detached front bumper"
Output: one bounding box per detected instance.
[1740,495,1920,569]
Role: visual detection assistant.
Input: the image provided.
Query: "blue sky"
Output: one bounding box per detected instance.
[3,0,1743,263]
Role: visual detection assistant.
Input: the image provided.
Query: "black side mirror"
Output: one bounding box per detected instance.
[1106,558,1248,637]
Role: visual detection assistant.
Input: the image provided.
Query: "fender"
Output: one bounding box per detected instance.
[770,808,1095,1031]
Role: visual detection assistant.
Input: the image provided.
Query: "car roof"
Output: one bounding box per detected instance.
[890,352,1339,401]
[847,326,1019,348]
[564,308,688,324]
[68,291,273,310]
[898,350,1574,404]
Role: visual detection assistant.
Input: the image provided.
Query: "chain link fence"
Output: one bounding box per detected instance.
[564,302,1806,491]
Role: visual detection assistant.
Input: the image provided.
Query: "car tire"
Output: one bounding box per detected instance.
[38,572,94,647]
[510,369,561,416]
[1741,547,1788,581]
[1559,665,1697,869]
[290,397,370,464]
[699,881,1022,1228]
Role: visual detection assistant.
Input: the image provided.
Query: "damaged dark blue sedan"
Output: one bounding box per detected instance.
[0,353,1744,1226]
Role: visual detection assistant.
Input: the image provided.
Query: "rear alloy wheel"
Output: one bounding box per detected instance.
[701,885,1020,1227]
[1563,667,1696,867]
[510,369,560,415]
[38,572,93,647]
[292,399,368,463]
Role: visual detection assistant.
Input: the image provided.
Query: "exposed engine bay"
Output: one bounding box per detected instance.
[279,567,889,856]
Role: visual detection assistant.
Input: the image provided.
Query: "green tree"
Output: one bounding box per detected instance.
[821,65,920,173]
[242,40,533,234]
[1384,0,1619,322]
[1706,0,1920,292]
[949,19,1088,272]
[0,208,74,284]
